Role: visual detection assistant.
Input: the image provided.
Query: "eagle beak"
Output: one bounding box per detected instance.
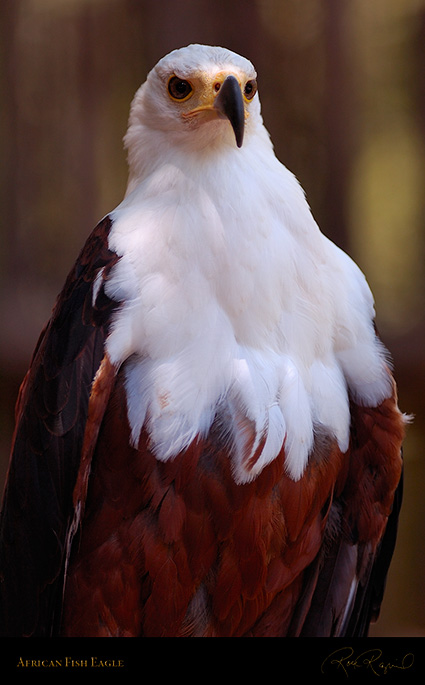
[214,75,245,148]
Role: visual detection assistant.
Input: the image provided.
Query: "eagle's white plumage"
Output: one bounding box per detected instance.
[103,44,391,483]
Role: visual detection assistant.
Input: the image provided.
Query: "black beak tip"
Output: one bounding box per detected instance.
[214,74,245,148]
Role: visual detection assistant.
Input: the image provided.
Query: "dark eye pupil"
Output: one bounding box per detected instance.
[168,76,192,99]
[244,79,257,99]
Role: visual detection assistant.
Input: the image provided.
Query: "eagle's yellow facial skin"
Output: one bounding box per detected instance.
[167,71,256,125]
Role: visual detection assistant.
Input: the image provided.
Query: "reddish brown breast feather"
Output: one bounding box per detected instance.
[61,364,404,637]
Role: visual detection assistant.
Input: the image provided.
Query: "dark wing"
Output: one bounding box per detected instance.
[344,461,403,636]
[289,389,405,637]
[0,216,120,637]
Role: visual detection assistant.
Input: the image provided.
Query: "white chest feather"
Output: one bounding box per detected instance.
[102,146,391,483]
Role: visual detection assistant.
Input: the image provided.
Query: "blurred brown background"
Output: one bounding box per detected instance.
[0,0,424,637]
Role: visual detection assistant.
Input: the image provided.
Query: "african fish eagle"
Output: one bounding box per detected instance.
[0,44,405,637]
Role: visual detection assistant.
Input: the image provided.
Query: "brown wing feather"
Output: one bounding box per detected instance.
[292,385,405,637]
[0,216,120,637]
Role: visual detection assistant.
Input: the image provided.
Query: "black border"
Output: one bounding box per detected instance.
[3,636,424,681]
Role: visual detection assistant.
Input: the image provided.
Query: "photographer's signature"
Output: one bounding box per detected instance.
[321,646,414,678]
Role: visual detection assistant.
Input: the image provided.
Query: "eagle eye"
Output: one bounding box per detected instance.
[168,76,193,101]
[244,79,257,101]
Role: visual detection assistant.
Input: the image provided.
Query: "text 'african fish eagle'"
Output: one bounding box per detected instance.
[0,44,405,638]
